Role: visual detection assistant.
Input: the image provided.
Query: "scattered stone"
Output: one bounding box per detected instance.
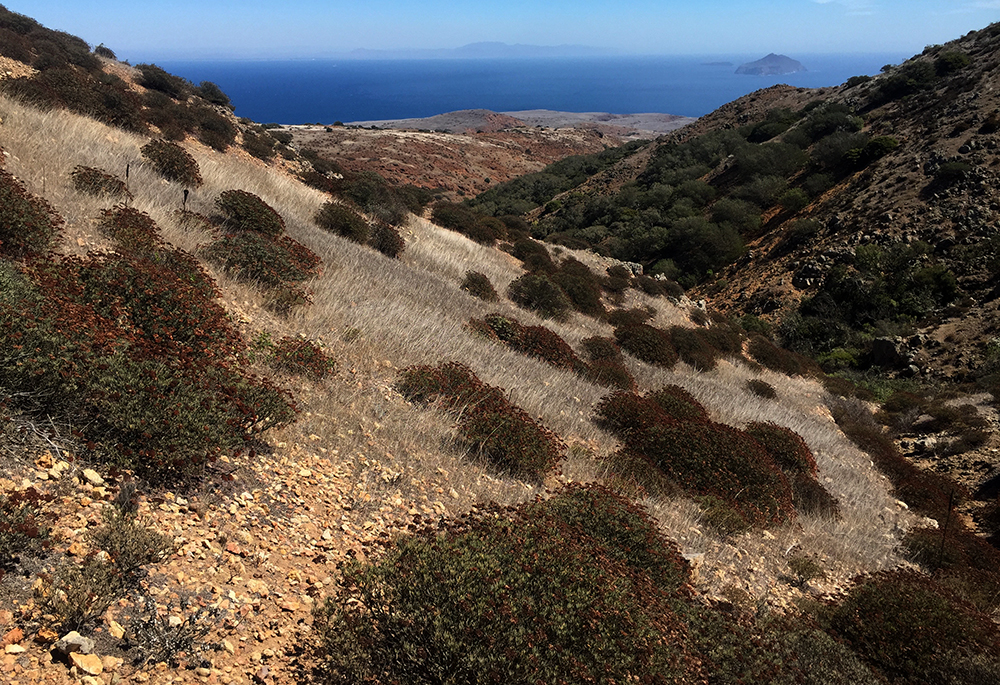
[2,627,23,646]
[82,469,105,486]
[107,621,125,640]
[54,631,95,655]
[69,651,104,675]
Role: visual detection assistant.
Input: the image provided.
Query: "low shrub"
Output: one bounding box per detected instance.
[315,201,368,243]
[124,600,217,669]
[140,139,202,187]
[313,486,699,685]
[585,358,636,390]
[88,506,174,578]
[71,165,132,200]
[397,362,563,480]
[606,307,655,327]
[268,337,335,380]
[829,569,1000,684]
[216,189,285,236]
[369,221,405,258]
[647,384,710,422]
[668,325,720,371]
[35,557,123,631]
[746,378,777,399]
[550,258,605,317]
[624,420,795,529]
[460,270,499,301]
[789,472,841,518]
[0,168,64,258]
[507,273,573,321]
[0,488,53,574]
[475,313,585,372]
[747,333,818,377]
[615,323,679,367]
[97,205,162,253]
[201,231,320,289]
[594,391,672,441]
[136,63,191,100]
[581,336,636,389]
[744,421,817,476]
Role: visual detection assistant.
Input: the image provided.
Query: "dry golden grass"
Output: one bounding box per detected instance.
[0,91,914,600]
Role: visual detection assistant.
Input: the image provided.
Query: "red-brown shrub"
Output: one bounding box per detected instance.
[615,324,678,367]
[648,385,710,422]
[397,362,564,480]
[269,337,335,380]
[0,168,63,258]
[744,421,817,476]
[215,189,285,236]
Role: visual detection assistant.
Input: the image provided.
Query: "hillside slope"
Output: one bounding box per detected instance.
[2,7,999,685]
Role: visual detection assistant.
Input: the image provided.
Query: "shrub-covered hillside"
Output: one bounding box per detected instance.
[1,6,999,685]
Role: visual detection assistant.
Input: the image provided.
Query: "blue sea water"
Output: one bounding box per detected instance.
[159,53,906,125]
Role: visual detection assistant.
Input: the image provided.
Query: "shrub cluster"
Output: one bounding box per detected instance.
[202,190,320,311]
[507,272,573,321]
[745,421,840,518]
[267,336,336,380]
[459,270,499,301]
[314,201,368,243]
[314,484,698,685]
[614,323,679,367]
[368,221,406,259]
[431,202,507,245]
[71,165,132,201]
[140,139,203,187]
[827,569,1000,683]
[397,362,564,480]
[0,168,64,258]
[216,189,285,235]
[596,387,797,531]
[0,487,53,576]
[3,210,296,480]
[472,313,586,373]
[581,336,636,390]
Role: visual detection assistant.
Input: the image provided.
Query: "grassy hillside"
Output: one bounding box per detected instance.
[1,6,999,684]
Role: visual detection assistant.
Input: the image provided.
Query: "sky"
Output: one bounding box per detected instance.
[5,0,1000,60]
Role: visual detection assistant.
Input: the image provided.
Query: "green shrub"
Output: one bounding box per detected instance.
[624,420,795,528]
[140,139,202,187]
[136,63,191,99]
[935,50,971,75]
[475,314,585,372]
[315,201,368,243]
[195,81,231,107]
[0,169,64,258]
[71,165,132,200]
[369,221,405,258]
[829,570,1000,683]
[460,270,499,301]
[201,231,320,308]
[314,485,698,685]
[216,189,285,236]
[35,557,123,631]
[268,337,335,379]
[88,505,174,577]
[614,323,679,367]
[124,600,217,669]
[550,258,605,317]
[507,273,573,321]
[581,336,635,389]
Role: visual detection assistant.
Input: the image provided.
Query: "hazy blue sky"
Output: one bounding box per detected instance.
[6,0,999,60]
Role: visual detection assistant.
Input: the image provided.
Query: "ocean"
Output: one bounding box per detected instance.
[158,53,906,125]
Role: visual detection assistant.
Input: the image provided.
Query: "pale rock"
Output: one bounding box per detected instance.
[5,644,25,653]
[82,469,104,486]
[108,621,125,639]
[167,615,183,628]
[54,630,95,654]
[70,651,104,675]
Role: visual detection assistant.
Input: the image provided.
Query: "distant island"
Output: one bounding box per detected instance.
[735,53,806,76]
